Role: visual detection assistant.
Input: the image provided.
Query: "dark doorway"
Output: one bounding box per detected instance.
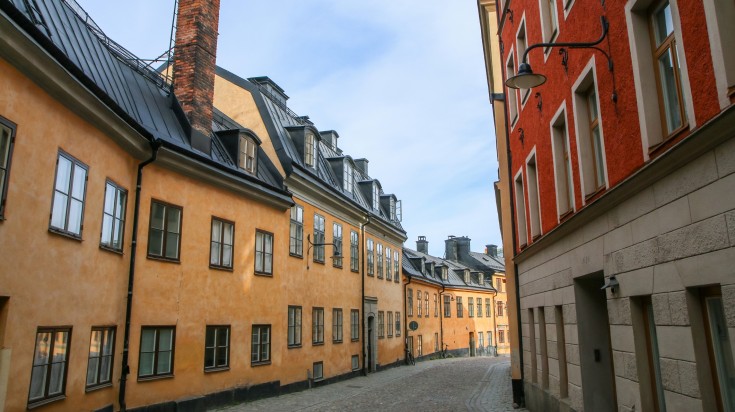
[367,316,374,372]
[469,332,475,357]
[574,272,617,412]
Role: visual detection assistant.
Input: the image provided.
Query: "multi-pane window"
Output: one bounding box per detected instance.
[499,330,505,343]
[255,230,274,275]
[333,308,343,343]
[204,326,230,370]
[87,327,115,388]
[515,173,528,246]
[312,308,324,344]
[540,0,559,43]
[417,335,423,357]
[251,325,271,364]
[650,0,686,137]
[457,297,464,318]
[29,328,70,405]
[210,218,234,269]
[352,355,359,370]
[100,181,127,251]
[407,288,413,316]
[416,289,422,317]
[517,20,530,103]
[477,298,483,318]
[424,293,429,318]
[552,111,574,216]
[239,135,257,174]
[387,312,393,337]
[0,118,15,218]
[148,201,182,260]
[469,297,475,317]
[396,312,401,337]
[506,54,519,125]
[333,223,343,268]
[138,327,174,378]
[386,247,392,280]
[497,301,505,317]
[378,311,385,338]
[350,230,359,272]
[313,361,324,380]
[372,184,379,210]
[343,161,353,193]
[313,214,325,263]
[486,299,492,317]
[527,155,542,239]
[376,244,384,278]
[289,205,303,257]
[288,306,302,347]
[444,295,451,317]
[586,88,605,191]
[367,239,374,276]
[304,134,316,167]
[351,309,359,341]
[50,152,88,237]
[434,294,438,317]
[479,332,485,350]
[393,251,400,282]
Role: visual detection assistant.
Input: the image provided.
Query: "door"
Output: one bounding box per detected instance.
[469,332,475,357]
[367,316,374,372]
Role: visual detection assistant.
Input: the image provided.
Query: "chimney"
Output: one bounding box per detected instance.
[416,236,429,254]
[486,244,498,257]
[320,130,339,151]
[445,236,458,261]
[354,158,369,175]
[457,237,471,262]
[173,0,221,154]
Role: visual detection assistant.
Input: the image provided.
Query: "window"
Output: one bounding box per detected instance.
[444,295,451,317]
[514,172,528,246]
[496,278,504,292]
[289,205,303,257]
[442,267,448,281]
[479,332,484,351]
[386,247,392,280]
[304,134,316,167]
[417,289,422,317]
[477,297,483,318]
[650,0,686,138]
[367,239,374,276]
[407,288,413,317]
[572,64,606,197]
[288,306,302,347]
[87,327,115,388]
[255,230,274,275]
[417,335,423,357]
[332,223,343,267]
[506,52,519,126]
[333,308,343,343]
[457,297,464,318]
[700,288,735,411]
[499,329,505,343]
[394,251,400,282]
[239,135,257,174]
[100,181,127,251]
[516,19,530,103]
[469,297,475,317]
[29,328,70,405]
[424,292,429,318]
[0,117,16,219]
[351,355,359,371]
[488,331,493,346]
[378,311,385,338]
[350,309,359,341]
[251,325,271,364]
[526,153,542,239]
[343,161,353,193]
[396,312,401,337]
[312,308,324,344]
[434,294,438,317]
[210,218,234,269]
[204,325,230,371]
[551,106,574,217]
[555,306,569,398]
[387,312,393,337]
[50,151,88,237]
[389,197,396,221]
[464,270,471,284]
[313,361,323,380]
[540,0,559,44]
[486,299,492,317]
[138,326,174,378]
[372,184,379,210]
[350,231,359,272]
[313,214,325,263]
[497,301,504,317]
[376,244,384,278]
[147,200,182,260]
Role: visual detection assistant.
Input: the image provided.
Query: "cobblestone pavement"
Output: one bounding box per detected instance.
[215,356,528,412]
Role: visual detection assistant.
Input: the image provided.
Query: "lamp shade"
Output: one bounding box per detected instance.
[505,62,547,89]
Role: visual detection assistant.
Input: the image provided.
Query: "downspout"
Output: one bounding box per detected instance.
[403,274,412,359]
[360,214,370,376]
[439,283,445,352]
[491,288,498,355]
[119,139,161,411]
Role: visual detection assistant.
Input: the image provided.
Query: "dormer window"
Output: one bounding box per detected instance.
[344,162,353,193]
[305,134,316,167]
[479,273,484,285]
[441,266,448,281]
[239,135,257,174]
[464,270,470,284]
[372,184,379,210]
[389,198,396,220]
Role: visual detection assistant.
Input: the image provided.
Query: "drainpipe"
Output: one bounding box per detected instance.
[119,139,160,411]
[491,288,499,356]
[403,274,412,359]
[360,214,370,376]
[439,283,445,352]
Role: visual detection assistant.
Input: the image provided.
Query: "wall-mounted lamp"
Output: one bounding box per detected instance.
[601,274,619,294]
[506,17,617,102]
[518,128,525,146]
[306,234,340,269]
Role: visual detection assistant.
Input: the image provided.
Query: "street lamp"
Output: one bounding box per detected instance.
[306,234,340,269]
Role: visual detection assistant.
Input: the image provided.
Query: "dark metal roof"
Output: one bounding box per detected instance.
[4,0,289,199]
[402,248,498,292]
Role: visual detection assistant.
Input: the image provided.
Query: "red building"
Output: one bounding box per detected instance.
[484,0,735,411]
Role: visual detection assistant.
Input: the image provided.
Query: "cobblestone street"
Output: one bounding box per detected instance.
[216,357,527,412]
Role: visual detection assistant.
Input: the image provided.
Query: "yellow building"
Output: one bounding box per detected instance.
[401,236,506,359]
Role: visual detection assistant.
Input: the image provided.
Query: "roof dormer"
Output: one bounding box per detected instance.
[358,180,382,211]
[463,269,471,284]
[214,128,262,175]
[380,194,401,222]
[285,125,320,169]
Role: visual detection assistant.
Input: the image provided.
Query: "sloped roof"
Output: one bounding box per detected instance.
[403,248,497,293]
[3,0,289,200]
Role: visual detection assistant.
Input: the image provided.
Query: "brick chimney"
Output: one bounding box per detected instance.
[173,0,221,154]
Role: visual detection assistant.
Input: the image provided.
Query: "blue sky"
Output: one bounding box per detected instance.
[77,0,501,257]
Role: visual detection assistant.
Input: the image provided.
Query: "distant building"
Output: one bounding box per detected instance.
[402,236,507,359]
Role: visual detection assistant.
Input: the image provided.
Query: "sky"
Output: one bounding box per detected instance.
[76,0,501,258]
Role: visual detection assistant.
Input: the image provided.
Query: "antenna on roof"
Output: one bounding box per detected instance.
[165,0,179,91]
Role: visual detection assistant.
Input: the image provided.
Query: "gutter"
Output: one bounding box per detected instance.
[360,214,370,376]
[119,139,161,411]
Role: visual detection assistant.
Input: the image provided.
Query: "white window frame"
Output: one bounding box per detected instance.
[332,222,343,268]
[343,161,353,193]
[50,151,88,237]
[525,149,542,240]
[516,16,531,106]
[703,0,735,108]
[539,0,560,55]
[304,134,316,167]
[550,102,576,219]
[505,48,520,129]
[514,169,528,247]
[100,180,127,251]
[239,135,257,174]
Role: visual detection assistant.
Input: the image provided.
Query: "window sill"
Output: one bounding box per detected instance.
[313,260,325,265]
[333,340,343,344]
[351,269,359,273]
[312,342,324,346]
[48,227,82,241]
[209,265,233,272]
[28,395,66,409]
[85,382,113,392]
[146,255,180,264]
[351,338,359,342]
[137,374,174,382]
[204,366,230,374]
[251,361,271,367]
[99,244,124,255]
[333,264,343,269]
[584,185,606,202]
[289,253,304,259]
[254,272,273,277]
[288,344,302,349]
